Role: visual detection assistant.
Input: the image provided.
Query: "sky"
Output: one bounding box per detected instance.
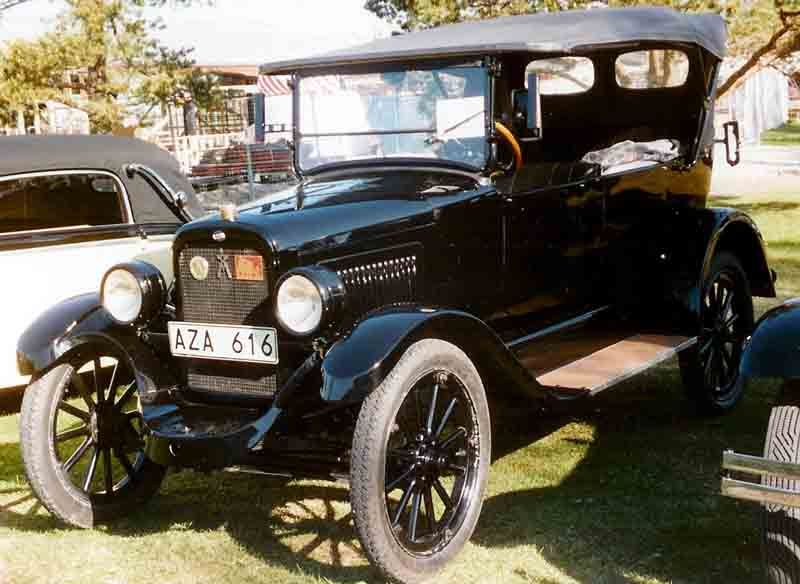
[0,0,395,65]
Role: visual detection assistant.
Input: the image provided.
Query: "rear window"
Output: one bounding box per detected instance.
[0,172,126,235]
[615,50,690,89]
[526,57,595,95]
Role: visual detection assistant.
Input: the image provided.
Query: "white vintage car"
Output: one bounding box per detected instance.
[0,136,202,395]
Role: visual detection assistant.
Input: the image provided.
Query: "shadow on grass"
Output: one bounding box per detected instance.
[0,370,779,583]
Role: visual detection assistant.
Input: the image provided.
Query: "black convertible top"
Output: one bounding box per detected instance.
[261,7,726,75]
[0,135,203,222]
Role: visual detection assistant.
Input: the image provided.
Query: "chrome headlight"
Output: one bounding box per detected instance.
[275,267,345,337]
[101,261,166,325]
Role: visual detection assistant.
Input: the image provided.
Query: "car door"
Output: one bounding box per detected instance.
[0,170,179,390]
[503,171,607,316]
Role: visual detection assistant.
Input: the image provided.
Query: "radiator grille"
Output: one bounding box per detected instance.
[186,363,278,397]
[336,255,418,316]
[178,245,272,325]
[177,244,276,397]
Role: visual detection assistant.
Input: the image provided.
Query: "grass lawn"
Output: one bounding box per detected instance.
[1,191,798,584]
[761,120,800,145]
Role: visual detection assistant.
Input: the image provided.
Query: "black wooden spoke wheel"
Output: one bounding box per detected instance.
[680,252,754,413]
[20,345,165,528]
[350,339,491,584]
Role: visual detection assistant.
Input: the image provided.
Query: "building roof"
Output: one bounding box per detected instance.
[261,7,726,75]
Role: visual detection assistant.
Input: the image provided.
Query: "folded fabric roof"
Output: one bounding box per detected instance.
[261,7,726,76]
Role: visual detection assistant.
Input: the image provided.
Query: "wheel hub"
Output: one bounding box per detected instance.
[90,403,126,450]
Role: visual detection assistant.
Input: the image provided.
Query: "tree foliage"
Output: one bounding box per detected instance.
[365,0,800,95]
[0,0,218,132]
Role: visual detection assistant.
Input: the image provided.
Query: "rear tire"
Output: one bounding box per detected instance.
[679,251,753,414]
[20,348,165,528]
[763,388,800,584]
[350,339,491,584]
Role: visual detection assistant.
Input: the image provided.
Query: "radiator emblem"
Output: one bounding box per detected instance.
[189,256,209,281]
[216,252,233,280]
[212,230,226,242]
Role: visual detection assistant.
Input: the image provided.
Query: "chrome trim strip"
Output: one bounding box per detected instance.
[722,450,800,482]
[506,305,612,349]
[721,477,800,509]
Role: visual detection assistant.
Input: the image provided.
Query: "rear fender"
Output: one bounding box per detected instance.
[320,306,546,404]
[701,209,775,299]
[652,208,775,325]
[741,300,800,381]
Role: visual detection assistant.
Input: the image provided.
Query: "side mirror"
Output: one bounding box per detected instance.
[525,72,543,142]
[716,120,741,166]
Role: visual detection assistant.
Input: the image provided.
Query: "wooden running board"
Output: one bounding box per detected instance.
[535,334,697,395]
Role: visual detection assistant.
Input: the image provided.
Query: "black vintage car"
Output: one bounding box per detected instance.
[16,8,774,583]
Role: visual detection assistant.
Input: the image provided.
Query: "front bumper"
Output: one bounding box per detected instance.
[721,450,800,508]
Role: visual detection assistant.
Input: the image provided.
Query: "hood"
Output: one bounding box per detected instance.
[176,170,480,255]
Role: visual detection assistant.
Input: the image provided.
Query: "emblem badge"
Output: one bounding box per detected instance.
[212,230,226,242]
[216,252,233,280]
[189,256,209,281]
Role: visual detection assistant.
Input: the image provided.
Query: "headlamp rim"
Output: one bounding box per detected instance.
[100,261,166,326]
[274,267,345,338]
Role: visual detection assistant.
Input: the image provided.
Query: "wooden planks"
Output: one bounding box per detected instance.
[535,334,696,395]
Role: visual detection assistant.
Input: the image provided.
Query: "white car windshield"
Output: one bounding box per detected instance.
[297,65,489,173]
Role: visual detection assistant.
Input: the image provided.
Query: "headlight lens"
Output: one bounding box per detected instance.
[276,274,323,335]
[102,269,143,324]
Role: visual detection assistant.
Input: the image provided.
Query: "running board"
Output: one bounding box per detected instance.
[535,334,697,395]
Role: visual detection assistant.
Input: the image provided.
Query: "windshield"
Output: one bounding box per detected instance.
[296,65,489,173]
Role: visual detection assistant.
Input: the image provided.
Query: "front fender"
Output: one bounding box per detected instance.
[16,293,178,404]
[16,293,108,376]
[741,299,800,381]
[320,306,546,404]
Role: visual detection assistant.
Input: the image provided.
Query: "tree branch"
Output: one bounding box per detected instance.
[717,23,792,97]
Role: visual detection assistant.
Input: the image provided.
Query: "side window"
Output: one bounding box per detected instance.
[0,172,126,235]
[615,50,689,89]
[526,57,595,95]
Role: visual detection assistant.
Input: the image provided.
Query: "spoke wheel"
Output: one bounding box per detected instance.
[698,270,747,397]
[384,371,478,555]
[384,371,479,556]
[52,355,147,499]
[680,252,753,413]
[20,346,165,528]
[350,339,491,584]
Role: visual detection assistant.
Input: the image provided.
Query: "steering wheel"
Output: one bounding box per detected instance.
[494,121,523,172]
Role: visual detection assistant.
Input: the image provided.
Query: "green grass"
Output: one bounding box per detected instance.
[1,191,799,583]
[761,120,800,145]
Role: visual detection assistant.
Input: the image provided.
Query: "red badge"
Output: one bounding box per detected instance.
[234,255,264,281]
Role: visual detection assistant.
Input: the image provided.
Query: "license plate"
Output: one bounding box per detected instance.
[167,322,279,364]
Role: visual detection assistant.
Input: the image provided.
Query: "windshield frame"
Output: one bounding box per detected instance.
[291,58,493,177]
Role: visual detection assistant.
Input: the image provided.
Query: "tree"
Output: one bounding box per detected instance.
[0,0,217,132]
[365,0,800,96]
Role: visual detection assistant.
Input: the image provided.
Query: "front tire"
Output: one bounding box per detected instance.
[679,251,754,413]
[350,339,491,584]
[20,347,165,528]
[763,390,800,584]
